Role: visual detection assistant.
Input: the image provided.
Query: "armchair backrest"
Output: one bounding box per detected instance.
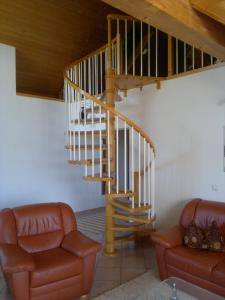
[0,202,76,253]
[180,198,225,238]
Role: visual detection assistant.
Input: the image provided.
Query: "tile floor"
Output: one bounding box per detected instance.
[90,240,158,298]
[76,207,158,298]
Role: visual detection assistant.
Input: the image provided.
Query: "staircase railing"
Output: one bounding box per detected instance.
[64,37,156,218]
[108,14,219,80]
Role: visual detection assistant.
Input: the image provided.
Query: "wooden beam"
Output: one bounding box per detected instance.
[190,0,225,26]
[102,0,225,60]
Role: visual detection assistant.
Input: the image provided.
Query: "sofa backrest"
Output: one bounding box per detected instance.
[180,198,225,238]
[0,202,76,253]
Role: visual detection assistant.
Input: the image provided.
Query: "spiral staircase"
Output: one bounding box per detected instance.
[64,14,219,255]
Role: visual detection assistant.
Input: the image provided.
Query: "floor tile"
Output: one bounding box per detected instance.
[91,280,120,298]
[94,267,121,281]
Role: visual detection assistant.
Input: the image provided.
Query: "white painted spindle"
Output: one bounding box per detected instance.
[148,25,150,76]
[155,28,158,77]
[131,127,134,208]
[133,20,135,76]
[116,116,119,193]
[125,19,127,75]
[107,111,111,193]
[124,121,127,193]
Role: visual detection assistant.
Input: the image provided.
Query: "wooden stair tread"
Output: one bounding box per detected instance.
[83,174,113,182]
[72,118,106,125]
[86,106,105,114]
[111,223,154,232]
[109,191,135,198]
[112,212,152,224]
[68,158,109,165]
[110,199,151,212]
[65,144,107,151]
[66,131,106,137]
[113,234,135,244]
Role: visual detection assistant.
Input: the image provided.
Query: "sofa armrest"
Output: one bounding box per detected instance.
[62,231,102,258]
[0,244,35,274]
[150,225,184,249]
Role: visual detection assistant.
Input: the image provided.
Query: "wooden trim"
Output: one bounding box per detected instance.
[167,62,225,80]
[107,14,136,21]
[16,92,63,102]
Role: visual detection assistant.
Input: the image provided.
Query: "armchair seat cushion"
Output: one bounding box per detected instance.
[166,246,225,281]
[31,248,82,287]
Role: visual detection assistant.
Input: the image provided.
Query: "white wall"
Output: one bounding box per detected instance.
[118,66,225,229]
[0,44,104,211]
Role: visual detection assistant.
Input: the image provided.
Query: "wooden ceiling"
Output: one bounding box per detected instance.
[0,0,121,99]
[190,0,225,26]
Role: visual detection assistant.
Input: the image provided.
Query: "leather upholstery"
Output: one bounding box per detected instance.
[0,202,102,300]
[151,199,225,297]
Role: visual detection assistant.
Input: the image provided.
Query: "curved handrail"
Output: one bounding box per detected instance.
[64,75,155,154]
[64,14,156,154]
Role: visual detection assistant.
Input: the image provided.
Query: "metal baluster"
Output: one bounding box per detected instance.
[148,25,151,76]
[78,64,81,161]
[100,51,103,94]
[125,19,127,75]
[73,69,76,161]
[192,46,195,70]
[150,150,155,219]
[91,99,94,176]
[133,20,135,76]
[143,138,146,205]
[148,145,151,218]
[176,39,178,74]
[68,73,72,161]
[117,18,120,75]
[116,116,119,193]
[84,60,87,176]
[201,50,204,68]
[184,42,186,72]
[99,106,102,177]
[138,133,141,207]
[131,127,134,208]
[155,28,158,77]
[107,111,111,193]
[140,21,143,76]
[124,121,127,193]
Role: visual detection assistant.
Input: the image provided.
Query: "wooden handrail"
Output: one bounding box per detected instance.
[64,75,156,154]
[64,13,156,154]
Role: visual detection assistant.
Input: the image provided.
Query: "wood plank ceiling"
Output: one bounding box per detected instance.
[0,0,121,99]
[190,0,225,26]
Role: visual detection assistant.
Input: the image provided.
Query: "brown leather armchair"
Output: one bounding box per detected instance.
[151,199,225,297]
[0,202,102,300]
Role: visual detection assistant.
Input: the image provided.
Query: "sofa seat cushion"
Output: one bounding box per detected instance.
[211,260,225,288]
[166,246,225,281]
[31,248,83,287]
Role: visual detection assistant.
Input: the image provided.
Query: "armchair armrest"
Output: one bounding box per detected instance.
[0,244,35,274]
[150,225,184,249]
[62,231,102,258]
